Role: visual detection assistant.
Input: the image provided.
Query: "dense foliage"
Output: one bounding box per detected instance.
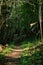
[0,0,43,65]
[20,49,43,65]
[0,0,43,44]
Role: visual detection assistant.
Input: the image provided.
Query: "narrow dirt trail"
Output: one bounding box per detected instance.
[5,46,23,58]
[0,46,23,65]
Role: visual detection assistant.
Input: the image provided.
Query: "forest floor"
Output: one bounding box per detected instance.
[0,42,43,65]
[0,45,23,65]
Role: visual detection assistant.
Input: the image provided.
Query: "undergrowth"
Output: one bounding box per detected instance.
[20,49,43,65]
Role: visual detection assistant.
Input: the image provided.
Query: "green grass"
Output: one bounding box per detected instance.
[2,47,12,54]
[0,41,15,57]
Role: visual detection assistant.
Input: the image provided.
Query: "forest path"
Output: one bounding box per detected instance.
[0,45,23,65]
[5,45,23,58]
[0,42,43,65]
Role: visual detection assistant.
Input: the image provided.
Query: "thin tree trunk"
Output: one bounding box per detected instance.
[38,0,42,41]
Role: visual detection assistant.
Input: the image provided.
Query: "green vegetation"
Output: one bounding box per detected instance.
[0,0,43,45]
[20,43,43,65]
[2,47,12,54]
[0,0,43,65]
[0,42,15,56]
[0,54,5,59]
[20,38,40,49]
[20,49,43,65]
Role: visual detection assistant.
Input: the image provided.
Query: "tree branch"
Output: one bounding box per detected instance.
[23,0,35,6]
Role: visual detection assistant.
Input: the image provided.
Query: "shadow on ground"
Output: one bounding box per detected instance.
[0,56,20,65]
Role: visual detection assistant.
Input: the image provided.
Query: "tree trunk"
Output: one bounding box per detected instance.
[38,0,42,41]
